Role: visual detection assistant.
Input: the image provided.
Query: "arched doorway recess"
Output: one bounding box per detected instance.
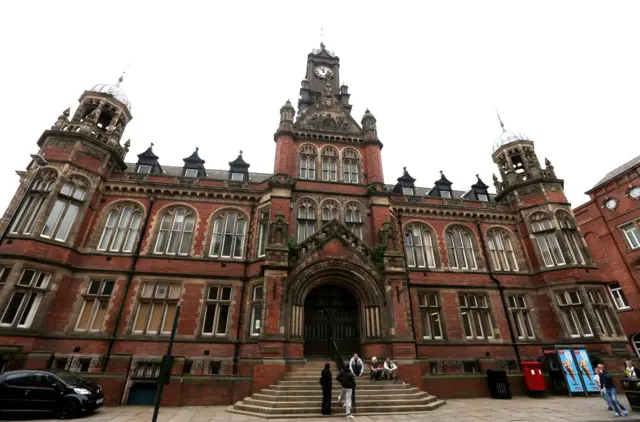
[303,284,359,357]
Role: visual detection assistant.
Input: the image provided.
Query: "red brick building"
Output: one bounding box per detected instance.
[574,155,640,357]
[0,44,633,406]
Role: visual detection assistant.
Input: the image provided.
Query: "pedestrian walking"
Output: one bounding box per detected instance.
[320,362,333,415]
[598,363,629,417]
[337,362,356,419]
[594,365,613,411]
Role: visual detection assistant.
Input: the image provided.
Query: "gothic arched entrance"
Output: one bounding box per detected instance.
[303,285,360,357]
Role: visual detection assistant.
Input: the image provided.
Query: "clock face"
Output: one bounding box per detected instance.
[630,186,640,199]
[605,198,617,210]
[315,66,333,79]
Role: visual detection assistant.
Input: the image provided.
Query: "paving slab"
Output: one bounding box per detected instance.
[2,396,637,422]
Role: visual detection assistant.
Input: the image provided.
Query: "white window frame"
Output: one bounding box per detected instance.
[405,225,436,269]
[209,213,247,259]
[507,295,535,340]
[231,172,244,181]
[153,209,195,256]
[345,205,363,239]
[201,285,232,336]
[297,202,317,242]
[132,282,182,335]
[446,228,478,270]
[587,289,619,337]
[137,165,152,174]
[402,187,415,196]
[458,293,494,339]
[41,182,86,242]
[249,285,263,337]
[0,269,51,329]
[621,223,640,250]
[97,206,143,253]
[184,168,199,178]
[556,290,593,338]
[419,292,443,340]
[74,279,114,332]
[257,209,269,258]
[607,282,630,310]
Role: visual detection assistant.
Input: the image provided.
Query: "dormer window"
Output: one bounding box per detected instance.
[478,193,489,202]
[440,190,451,199]
[231,172,244,181]
[402,187,415,196]
[137,165,152,174]
[184,168,198,178]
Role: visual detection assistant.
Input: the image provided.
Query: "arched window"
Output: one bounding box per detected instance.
[404,225,436,268]
[321,146,338,182]
[299,144,317,180]
[41,176,88,242]
[342,148,360,184]
[10,169,57,235]
[345,203,363,239]
[556,211,586,265]
[321,200,339,225]
[445,227,478,269]
[210,212,247,259]
[98,205,143,253]
[530,212,564,267]
[154,208,196,256]
[297,200,317,242]
[487,230,519,271]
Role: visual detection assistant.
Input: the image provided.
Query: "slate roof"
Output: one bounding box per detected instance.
[122,163,496,201]
[124,163,272,183]
[590,153,640,192]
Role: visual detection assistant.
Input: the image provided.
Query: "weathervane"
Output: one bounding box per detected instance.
[117,63,131,86]
[495,109,506,132]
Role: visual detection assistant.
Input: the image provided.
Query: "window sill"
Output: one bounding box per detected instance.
[615,307,633,313]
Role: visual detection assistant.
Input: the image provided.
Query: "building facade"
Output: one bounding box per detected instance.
[574,155,640,357]
[0,44,634,405]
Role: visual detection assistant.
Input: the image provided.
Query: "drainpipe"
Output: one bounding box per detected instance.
[102,196,155,372]
[233,201,256,375]
[475,220,522,366]
[396,212,419,357]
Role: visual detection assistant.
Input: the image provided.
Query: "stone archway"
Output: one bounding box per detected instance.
[287,258,386,357]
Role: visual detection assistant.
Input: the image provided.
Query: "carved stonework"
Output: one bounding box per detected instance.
[297,111,360,134]
[269,213,289,246]
[268,174,295,188]
[291,219,376,267]
[48,139,74,149]
[544,183,561,193]
[82,147,107,160]
[518,185,542,196]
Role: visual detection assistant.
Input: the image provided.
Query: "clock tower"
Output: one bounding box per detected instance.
[297,42,352,114]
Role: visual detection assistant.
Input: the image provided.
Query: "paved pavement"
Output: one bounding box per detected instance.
[1,397,638,422]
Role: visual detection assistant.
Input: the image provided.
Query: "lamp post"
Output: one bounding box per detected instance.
[0,154,48,247]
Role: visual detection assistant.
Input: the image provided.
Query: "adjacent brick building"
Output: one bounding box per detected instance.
[574,155,640,358]
[0,43,634,405]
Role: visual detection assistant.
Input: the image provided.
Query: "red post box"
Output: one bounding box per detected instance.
[521,361,546,394]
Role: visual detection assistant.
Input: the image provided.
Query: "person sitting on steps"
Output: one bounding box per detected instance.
[370,357,382,380]
[350,353,364,377]
[383,357,398,380]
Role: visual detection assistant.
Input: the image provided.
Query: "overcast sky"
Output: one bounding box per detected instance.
[1,1,638,212]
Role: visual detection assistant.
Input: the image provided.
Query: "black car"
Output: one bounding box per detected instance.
[0,369,104,418]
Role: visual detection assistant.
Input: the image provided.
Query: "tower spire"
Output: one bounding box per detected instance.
[495,109,506,133]
[117,63,130,87]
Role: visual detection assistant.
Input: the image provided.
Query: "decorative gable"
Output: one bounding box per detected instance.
[290,219,377,270]
[294,80,362,135]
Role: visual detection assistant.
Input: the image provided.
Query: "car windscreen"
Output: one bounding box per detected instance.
[49,370,89,386]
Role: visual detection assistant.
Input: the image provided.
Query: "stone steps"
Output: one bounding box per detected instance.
[227,361,446,418]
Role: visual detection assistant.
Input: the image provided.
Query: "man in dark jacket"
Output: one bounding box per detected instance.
[337,363,356,419]
[598,363,629,417]
[320,362,333,415]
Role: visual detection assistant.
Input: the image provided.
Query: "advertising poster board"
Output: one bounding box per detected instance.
[558,348,583,393]
[573,349,600,393]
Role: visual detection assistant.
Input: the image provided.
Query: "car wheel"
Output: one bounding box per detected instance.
[57,400,78,419]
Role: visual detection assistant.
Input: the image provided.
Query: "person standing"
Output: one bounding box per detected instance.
[337,363,356,419]
[320,362,333,416]
[594,365,613,411]
[350,353,364,377]
[598,363,629,417]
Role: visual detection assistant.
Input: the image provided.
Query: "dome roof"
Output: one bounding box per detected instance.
[493,130,530,152]
[89,82,131,112]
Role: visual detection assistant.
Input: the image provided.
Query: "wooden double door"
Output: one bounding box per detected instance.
[303,285,360,357]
